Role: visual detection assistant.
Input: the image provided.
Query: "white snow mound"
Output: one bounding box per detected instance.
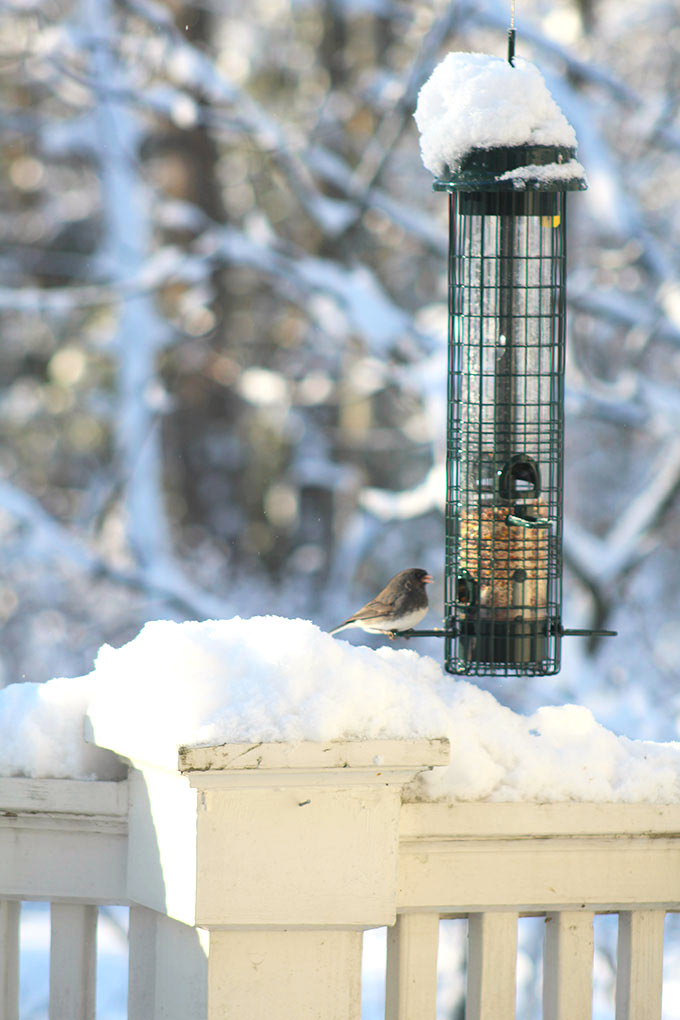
[0,675,124,780]
[414,51,578,177]
[3,616,679,803]
[83,617,680,803]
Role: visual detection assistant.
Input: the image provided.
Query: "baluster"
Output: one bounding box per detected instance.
[49,903,97,1020]
[543,910,594,1020]
[385,912,439,1020]
[128,906,156,1020]
[466,911,518,1020]
[0,900,20,1020]
[616,910,665,1020]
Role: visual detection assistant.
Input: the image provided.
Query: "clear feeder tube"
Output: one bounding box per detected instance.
[445,189,566,675]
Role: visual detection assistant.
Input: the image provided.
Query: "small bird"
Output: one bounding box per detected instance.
[330,568,433,637]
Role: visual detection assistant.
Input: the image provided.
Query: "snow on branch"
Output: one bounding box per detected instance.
[117,0,356,237]
[307,145,447,256]
[0,480,96,571]
[0,218,436,360]
[0,478,232,621]
[565,435,680,590]
[349,0,466,192]
[201,221,437,357]
[570,287,680,350]
[359,464,445,521]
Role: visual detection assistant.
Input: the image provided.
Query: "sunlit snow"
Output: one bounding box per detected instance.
[414,51,580,177]
[2,617,679,804]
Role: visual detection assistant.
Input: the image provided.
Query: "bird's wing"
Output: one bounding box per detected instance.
[349,596,395,621]
[329,597,395,634]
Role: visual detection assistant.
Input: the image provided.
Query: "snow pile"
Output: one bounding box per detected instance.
[421,694,680,803]
[3,615,680,802]
[84,617,679,803]
[0,675,124,780]
[414,51,578,177]
[85,618,450,770]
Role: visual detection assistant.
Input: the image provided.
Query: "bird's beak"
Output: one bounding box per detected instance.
[424,574,433,584]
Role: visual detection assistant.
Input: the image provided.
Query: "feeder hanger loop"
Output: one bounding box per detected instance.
[508,0,517,65]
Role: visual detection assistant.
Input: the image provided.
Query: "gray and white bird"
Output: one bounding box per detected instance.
[330,568,433,637]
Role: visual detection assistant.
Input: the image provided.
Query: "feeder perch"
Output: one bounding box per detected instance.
[410,48,615,676]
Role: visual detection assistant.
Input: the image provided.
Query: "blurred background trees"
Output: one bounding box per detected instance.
[0,0,679,737]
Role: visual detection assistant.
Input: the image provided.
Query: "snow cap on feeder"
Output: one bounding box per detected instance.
[411,49,610,678]
[414,51,587,196]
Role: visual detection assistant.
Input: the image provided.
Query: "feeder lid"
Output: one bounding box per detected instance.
[414,51,587,192]
[433,143,588,193]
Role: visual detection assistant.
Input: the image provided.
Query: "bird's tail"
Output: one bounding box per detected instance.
[329,620,354,635]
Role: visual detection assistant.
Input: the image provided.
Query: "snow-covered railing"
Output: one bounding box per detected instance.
[1,740,680,1019]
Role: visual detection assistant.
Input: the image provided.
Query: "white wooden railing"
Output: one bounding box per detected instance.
[1,737,680,1019]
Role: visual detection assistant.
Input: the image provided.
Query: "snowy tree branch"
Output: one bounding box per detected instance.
[0,479,231,621]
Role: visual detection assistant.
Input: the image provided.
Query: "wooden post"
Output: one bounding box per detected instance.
[208,929,362,1020]
[122,739,450,1020]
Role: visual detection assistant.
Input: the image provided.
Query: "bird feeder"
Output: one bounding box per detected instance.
[412,43,614,676]
[439,142,580,676]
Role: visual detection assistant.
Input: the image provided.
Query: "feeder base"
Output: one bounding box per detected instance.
[450,617,551,672]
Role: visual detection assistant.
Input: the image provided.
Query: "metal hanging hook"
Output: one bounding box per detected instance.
[508,0,517,65]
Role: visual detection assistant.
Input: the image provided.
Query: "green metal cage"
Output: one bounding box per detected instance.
[437,144,586,676]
